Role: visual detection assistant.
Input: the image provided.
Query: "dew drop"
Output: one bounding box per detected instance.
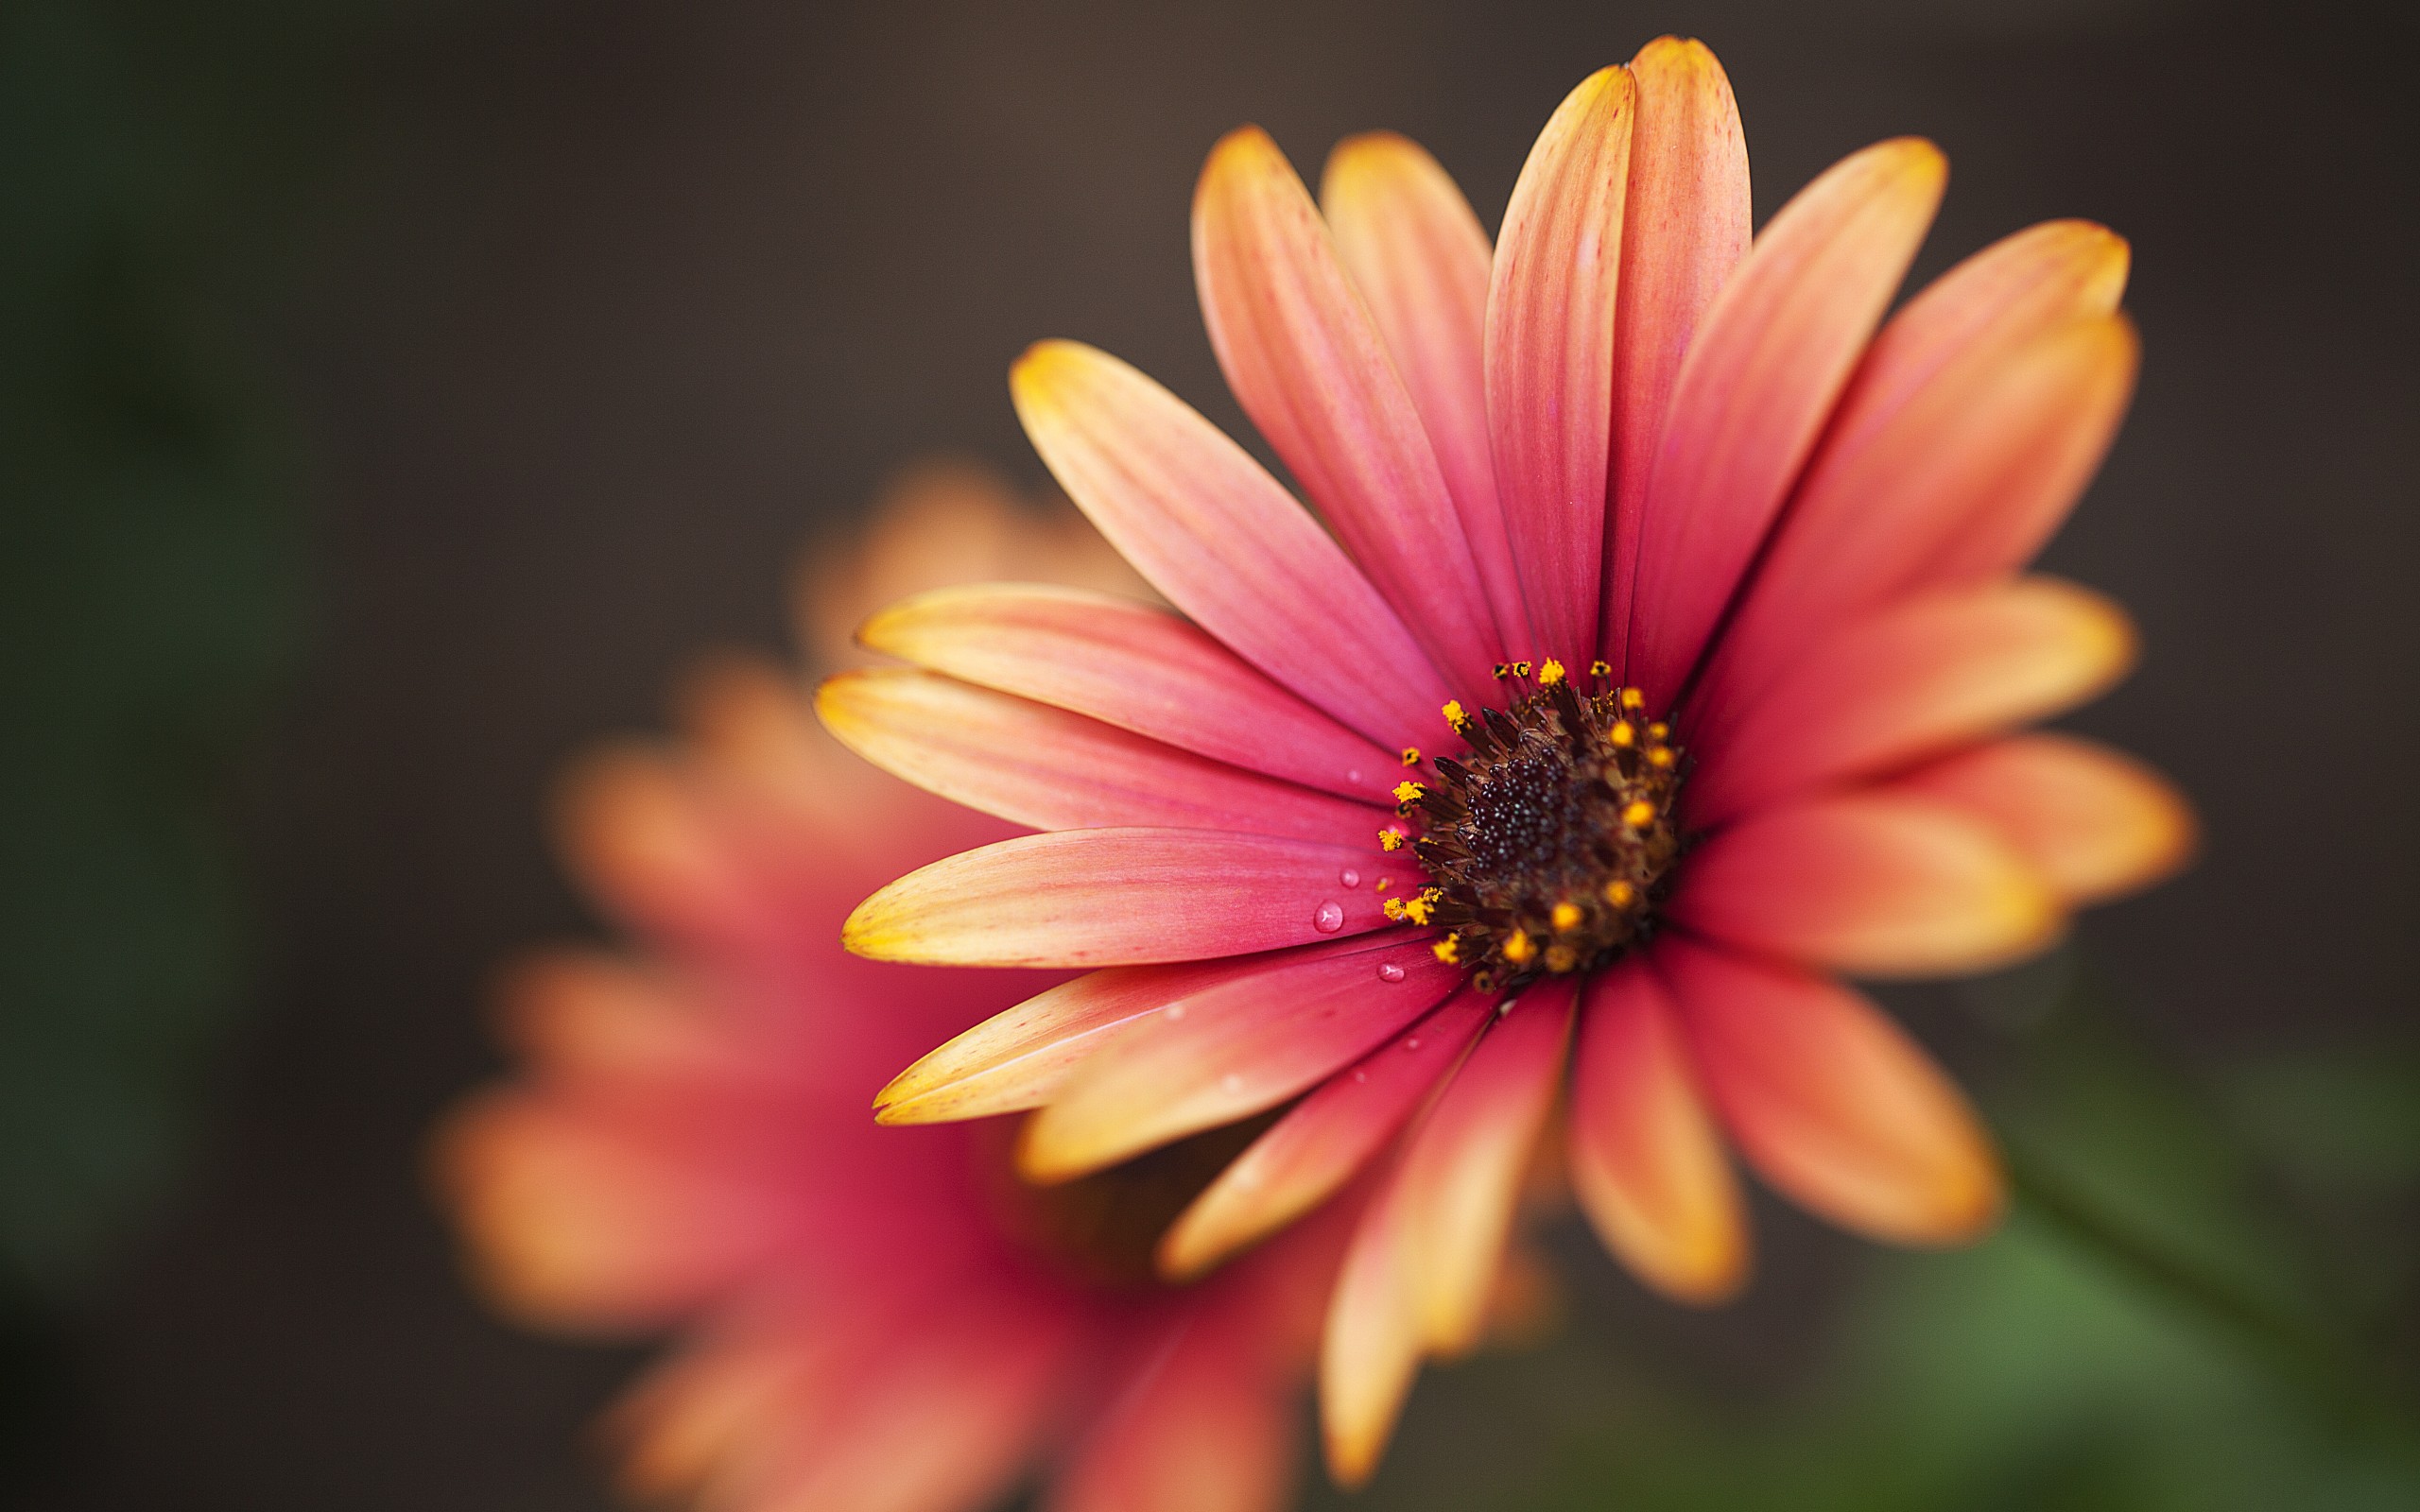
[1340,868,1362,889]
[1376,961,1407,983]
[1353,1069,1368,1083]
[1166,1004,1186,1022]
[1312,901,1345,934]
[1346,767,1364,784]
[1404,1037,1423,1052]
[1220,1072,1243,1094]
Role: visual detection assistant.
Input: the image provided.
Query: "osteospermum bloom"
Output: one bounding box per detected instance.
[436,472,1375,1512]
[821,37,2196,1482]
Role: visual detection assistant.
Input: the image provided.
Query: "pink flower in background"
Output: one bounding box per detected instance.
[436,472,1385,1512]
[820,36,2196,1481]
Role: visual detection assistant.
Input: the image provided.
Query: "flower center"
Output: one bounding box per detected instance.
[1385,660,1685,992]
[977,1115,1273,1290]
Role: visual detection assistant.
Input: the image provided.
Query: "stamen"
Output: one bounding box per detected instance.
[1400,746,1422,766]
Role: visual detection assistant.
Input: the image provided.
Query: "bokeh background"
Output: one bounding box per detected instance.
[5,0,2415,1505]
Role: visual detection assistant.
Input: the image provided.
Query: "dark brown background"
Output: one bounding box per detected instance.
[19,0,2417,1506]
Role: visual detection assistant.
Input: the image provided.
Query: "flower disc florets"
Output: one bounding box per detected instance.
[1386,660,1685,991]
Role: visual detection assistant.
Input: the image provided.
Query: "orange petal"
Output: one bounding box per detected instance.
[1484,64,1636,660]
[1394,982,1576,1355]
[1625,137,1946,708]
[1021,935,1463,1180]
[816,667,1383,844]
[1321,1168,1424,1489]
[1322,132,1527,650]
[1011,339,1449,747]
[500,949,753,1089]
[842,828,1424,968]
[1159,989,1493,1280]
[1660,936,2003,1246]
[1602,35,1752,667]
[1049,1317,1294,1512]
[857,581,1398,802]
[1566,959,1748,1304]
[1893,732,2197,904]
[1194,128,1504,695]
[1671,789,2062,978]
[1688,576,2137,827]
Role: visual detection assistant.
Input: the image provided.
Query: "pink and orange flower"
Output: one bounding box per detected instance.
[436,474,1365,1512]
[820,36,2196,1480]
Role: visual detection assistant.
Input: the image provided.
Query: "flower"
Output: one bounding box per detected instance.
[433,468,1358,1512]
[820,36,2197,1485]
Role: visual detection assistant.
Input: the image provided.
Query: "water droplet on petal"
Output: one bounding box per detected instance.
[1404,1037,1423,1052]
[1346,768,1364,784]
[1376,961,1407,983]
[1220,1072,1243,1094]
[1353,1069,1368,1083]
[1166,1004,1185,1022]
[1312,901,1345,933]
[1340,868,1361,889]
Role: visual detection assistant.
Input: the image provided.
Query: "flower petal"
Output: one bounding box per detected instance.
[857,581,1398,801]
[875,956,1279,1125]
[1660,936,2003,1246]
[1893,733,2197,904]
[1050,1316,1294,1512]
[1394,980,1575,1355]
[1322,1166,1424,1489]
[844,828,1423,969]
[1195,128,1503,695]
[1625,138,1946,709]
[1566,957,1747,1304]
[1160,990,1493,1280]
[1692,308,2139,729]
[1020,935,1463,1181]
[1011,339,1450,747]
[1322,132,1528,650]
[817,667,1384,844]
[1483,65,1636,661]
[1601,35,1752,669]
[1670,789,2062,978]
[1687,576,2137,828]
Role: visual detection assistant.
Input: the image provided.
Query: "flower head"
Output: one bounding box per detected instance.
[823,37,2195,1485]
[434,470,1354,1512]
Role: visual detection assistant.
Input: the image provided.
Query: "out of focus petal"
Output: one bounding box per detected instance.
[1566,958,1748,1304]
[1321,1171,1423,1489]
[1893,732,2197,904]
[1049,1316,1296,1512]
[843,828,1423,969]
[1011,339,1450,747]
[1625,137,1946,708]
[1484,65,1636,659]
[1661,936,2003,1246]
[1671,789,2063,978]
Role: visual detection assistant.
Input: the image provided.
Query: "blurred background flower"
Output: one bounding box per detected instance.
[2,1,2413,1509]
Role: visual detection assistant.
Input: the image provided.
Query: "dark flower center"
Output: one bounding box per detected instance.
[1389,660,1685,992]
[977,1114,1274,1289]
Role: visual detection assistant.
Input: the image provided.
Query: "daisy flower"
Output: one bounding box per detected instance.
[821,37,2196,1483]
[435,470,1379,1512]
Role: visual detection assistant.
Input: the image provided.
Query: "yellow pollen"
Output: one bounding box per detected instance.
[1403,896,1434,925]
[1648,722,1670,741]
[1502,929,1536,966]
[1400,746,1422,766]
[1442,699,1469,729]
[1392,780,1426,805]
[1622,799,1657,829]
[1378,828,1407,851]
[1620,688,1645,710]
[1589,659,1612,679]
[1544,942,1580,973]
[1609,720,1635,747]
[1538,658,1565,686]
[1432,936,1461,965]
[1374,878,1392,892]
[1605,879,1637,907]
[1512,661,1532,678]
[1383,898,1408,921]
[1550,902,1583,932]
[1648,747,1676,768]
[1492,662,1512,679]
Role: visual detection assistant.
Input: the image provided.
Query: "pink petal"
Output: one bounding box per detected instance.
[844,827,1424,969]
[1049,1314,1295,1512]
[1159,989,1494,1280]
[1670,789,2062,978]
[874,955,1287,1125]
[1011,339,1450,748]
[1322,1167,1423,1489]
[817,667,1384,844]
[1692,304,2139,730]
[1393,980,1575,1354]
[1686,576,2137,828]
[1194,128,1503,695]
[1565,958,1747,1304]
[1659,936,2004,1246]
[857,581,1399,801]
[1893,733,2197,904]
[1484,65,1636,661]
[1322,132,1528,650]
[1020,934,1464,1180]
[1600,36,1752,669]
[1624,138,1946,709]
